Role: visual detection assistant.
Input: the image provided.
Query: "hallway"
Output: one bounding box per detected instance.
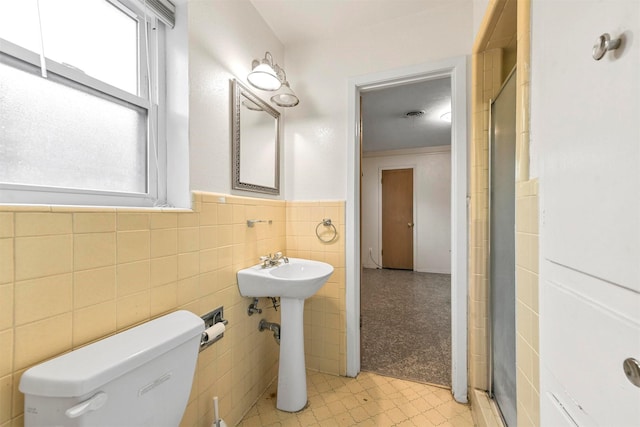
[361,268,451,387]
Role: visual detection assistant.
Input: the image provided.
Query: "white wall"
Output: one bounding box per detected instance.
[166,0,190,207]
[188,0,285,197]
[361,148,451,273]
[283,3,473,200]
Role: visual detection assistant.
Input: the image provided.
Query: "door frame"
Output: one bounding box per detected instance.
[378,166,417,270]
[346,56,468,402]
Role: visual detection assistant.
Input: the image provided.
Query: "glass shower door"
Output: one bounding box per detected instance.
[489,69,517,426]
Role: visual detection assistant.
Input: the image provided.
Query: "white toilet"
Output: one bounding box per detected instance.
[19,310,204,426]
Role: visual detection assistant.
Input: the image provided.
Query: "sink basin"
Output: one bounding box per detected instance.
[237,258,333,299]
[236,257,334,412]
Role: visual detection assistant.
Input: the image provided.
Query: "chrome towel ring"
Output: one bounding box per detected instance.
[316,218,338,243]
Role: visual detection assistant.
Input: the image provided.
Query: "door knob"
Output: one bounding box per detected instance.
[407,222,414,228]
[593,33,621,60]
[623,358,640,387]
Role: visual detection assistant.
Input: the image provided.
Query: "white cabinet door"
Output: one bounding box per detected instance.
[535,0,640,291]
[532,0,640,425]
[540,264,640,426]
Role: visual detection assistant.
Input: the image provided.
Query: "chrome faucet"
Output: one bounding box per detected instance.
[260,252,289,268]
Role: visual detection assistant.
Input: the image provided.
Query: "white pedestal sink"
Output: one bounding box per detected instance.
[237,258,334,412]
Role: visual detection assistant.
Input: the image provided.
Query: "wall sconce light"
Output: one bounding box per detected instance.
[247,51,299,107]
[271,79,299,107]
[248,52,281,91]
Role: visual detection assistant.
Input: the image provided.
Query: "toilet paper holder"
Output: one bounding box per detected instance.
[200,306,228,351]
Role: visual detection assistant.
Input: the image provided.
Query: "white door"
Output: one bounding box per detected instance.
[532,0,640,425]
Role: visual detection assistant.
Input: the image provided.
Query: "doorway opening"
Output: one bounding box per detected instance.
[359,78,453,386]
[345,56,468,402]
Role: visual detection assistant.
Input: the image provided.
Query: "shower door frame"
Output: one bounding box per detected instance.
[345,56,468,402]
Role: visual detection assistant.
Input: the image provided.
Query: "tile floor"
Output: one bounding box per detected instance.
[237,370,473,427]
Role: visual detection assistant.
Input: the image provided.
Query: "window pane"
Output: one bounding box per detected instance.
[0,56,147,194]
[0,0,138,94]
[0,1,41,53]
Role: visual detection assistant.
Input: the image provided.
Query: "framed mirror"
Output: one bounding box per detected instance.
[231,79,280,195]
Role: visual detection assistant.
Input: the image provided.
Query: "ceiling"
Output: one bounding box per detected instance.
[249,0,438,47]
[249,0,453,152]
[361,78,451,152]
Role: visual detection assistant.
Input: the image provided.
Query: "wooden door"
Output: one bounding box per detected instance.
[381,168,413,269]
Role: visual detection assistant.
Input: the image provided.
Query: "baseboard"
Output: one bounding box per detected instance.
[415,268,452,274]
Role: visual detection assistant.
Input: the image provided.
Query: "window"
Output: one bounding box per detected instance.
[0,0,175,206]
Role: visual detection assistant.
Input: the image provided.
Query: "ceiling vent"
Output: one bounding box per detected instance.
[404,110,425,118]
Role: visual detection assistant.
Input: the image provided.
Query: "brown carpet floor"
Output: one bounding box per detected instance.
[361,268,451,387]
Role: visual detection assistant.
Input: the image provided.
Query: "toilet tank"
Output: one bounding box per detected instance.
[20,310,204,427]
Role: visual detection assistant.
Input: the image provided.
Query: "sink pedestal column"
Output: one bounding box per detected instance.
[277,297,307,412]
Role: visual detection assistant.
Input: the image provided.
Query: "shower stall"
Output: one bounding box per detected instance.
[488,68,517,426]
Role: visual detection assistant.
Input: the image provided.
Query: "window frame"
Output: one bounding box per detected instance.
[0,0,166,207]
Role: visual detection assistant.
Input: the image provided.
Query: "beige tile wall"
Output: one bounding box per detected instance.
[513,2,540,425]
[515,180,539,427]
[285,201,346,377]
[515,0,531,183]
[0,192,298,427]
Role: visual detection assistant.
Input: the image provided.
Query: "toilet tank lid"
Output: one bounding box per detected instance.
[19,310,204,397]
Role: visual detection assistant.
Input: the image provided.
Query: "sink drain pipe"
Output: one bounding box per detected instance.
[259,319,280,345]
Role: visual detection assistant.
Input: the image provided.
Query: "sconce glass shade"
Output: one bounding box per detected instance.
[270,81,299,107]
[248,63,282,91]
